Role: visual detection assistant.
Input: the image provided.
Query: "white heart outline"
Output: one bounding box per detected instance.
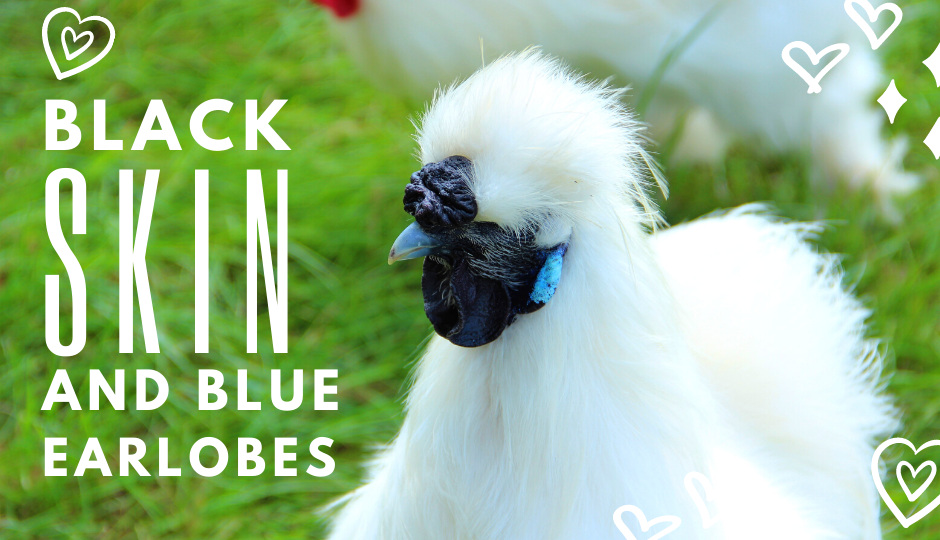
[613,505,681,540]
[42,7,115,80]
[782,42,850,94]
[61,27,94,61]
[684,472,720,529]
[872,438,940,528]
[897,460,937,502]
[844,0,902,50]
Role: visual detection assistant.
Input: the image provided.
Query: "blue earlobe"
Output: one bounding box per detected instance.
[529,243,569,304]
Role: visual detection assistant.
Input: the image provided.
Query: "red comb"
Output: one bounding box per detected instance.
[312,0,360,18]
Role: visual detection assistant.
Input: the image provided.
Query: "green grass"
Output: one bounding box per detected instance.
[1,0,939,538]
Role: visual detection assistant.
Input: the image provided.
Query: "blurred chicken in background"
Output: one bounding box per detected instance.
[312,0,918,207]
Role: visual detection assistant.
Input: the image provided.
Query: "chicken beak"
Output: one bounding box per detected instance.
[388,222,444,264]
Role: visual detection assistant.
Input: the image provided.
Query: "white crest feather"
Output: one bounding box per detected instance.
[416,50,665,239]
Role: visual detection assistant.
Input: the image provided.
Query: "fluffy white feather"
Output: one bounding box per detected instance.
[317,0,919,201]
[326,52,895,540]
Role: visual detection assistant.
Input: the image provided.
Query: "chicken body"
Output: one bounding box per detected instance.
[317,0,918,202]
[326,52,894,540]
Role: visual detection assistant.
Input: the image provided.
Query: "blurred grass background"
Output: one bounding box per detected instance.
[0,0,938,538]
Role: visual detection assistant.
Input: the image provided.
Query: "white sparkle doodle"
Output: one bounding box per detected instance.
[925,119,940,160]
[877,80,906,124]
[925,42,940,87]
[922,42,940,158]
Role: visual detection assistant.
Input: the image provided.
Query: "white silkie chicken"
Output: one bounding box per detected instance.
[326,52,896,540]
[312,0,918,203]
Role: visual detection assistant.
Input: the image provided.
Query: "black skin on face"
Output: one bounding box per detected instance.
[420,224,554,347]
[403,157,558,347]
